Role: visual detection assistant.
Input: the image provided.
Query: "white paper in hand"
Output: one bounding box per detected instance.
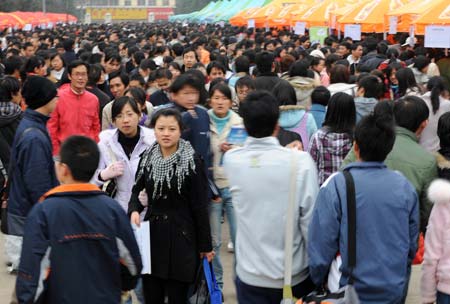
[133,221,151,274]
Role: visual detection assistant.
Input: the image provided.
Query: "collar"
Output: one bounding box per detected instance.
[70,87,86,96]
[245,136,280,148]
[39,183,101,202]
[396,126,418,143]
[24,108,51,123]
[343,161,387,171]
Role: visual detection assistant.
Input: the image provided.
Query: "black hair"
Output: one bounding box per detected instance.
[129,74,146,87]
[20,56,45,82]
[357,75,383,99]
[63,38,75,52]
[104,52,121,64]
[350,43,362,51]
[394,96,429,132]
[168,62,182,73]
[111,96,141,121]
[413,55,430,72]
[273,81,297,106]
[125,87,147,108]
[427,76,448,114]
[438,112,450,148]
[240,91,279,138]
[330,64,350,84]
[311,86,331,106]
[325,54,341,70]
[59,136,100,182]
[396,68,421,97]
[109,70,130,87]
[376,42,388,55]
[289,60,309,78]
[133,51,146,66]
[151,107,183,130]
[68,60,90,75]
[182,47,199,60]
[140,58,157,71]
[209,83,232,100]
[206,61,226,75]
[0,76,21,102]
[87,63,103,86]
[364,36,378,52]
[323,92,356,134]
[50,53,66,67]
[172,43,184,57]
[169,73,203,94]
[235,76,256,90]
[355,102,395,162]
[234,56,250,74]
[154,68,173,80]
[4,55,23,76]
[255,51,275,74]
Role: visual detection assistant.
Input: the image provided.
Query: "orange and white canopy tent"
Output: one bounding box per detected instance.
[337,0,408,33]
[0,11,77,30]
[414,1,450,26]
[387,0,446,34]
[229,7,261,26]
[292,0,355,28]
[266,0,315,27]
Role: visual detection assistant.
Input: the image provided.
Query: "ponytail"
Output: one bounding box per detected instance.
[427,76,446,114]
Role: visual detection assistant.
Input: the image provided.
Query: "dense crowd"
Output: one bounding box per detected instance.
[0,22,450,304]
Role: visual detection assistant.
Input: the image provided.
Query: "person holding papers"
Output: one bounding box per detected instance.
[129,108,213,304]
[207,83,243,291]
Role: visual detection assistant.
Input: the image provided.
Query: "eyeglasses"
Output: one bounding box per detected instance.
[72,72,88,78]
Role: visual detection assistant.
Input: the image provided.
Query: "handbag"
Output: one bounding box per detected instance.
[102,145,118,198]
[302,170,360,304]
[281,150,299,304]
[188,257,222,304]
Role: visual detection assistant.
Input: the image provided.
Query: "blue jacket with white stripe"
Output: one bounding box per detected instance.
[16,184,142,304]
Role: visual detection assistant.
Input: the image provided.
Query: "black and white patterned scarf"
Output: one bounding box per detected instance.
[138,139,196,199]
[0,101,21,126]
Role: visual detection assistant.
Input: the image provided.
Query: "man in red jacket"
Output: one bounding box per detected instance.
[47,60,101,155]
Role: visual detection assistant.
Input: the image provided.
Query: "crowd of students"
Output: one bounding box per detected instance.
[0,21,450,304]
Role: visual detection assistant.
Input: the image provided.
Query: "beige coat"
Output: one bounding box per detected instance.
[209,110,243,188]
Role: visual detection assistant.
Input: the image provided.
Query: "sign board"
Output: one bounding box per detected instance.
[389,16,398,34]
[294,22,306,35]
[248,19,255,28]
[23,24,32,31]
[104,13,112,24]
[424,25,450,48]
[344,24,361,41]
[148,12,155,23]
[310,26,328,44]
[84,13,91,24]
[409,26,415,46]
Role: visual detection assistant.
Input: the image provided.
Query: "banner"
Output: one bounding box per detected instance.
[424,26,450,48]
[310,26,328,45]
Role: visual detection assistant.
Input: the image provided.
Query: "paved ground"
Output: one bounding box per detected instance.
[0,227,422,304]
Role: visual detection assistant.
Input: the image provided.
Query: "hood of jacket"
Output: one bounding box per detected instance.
[428,178,450,204]
[278,105,306,128]
[282,75,316,90]
[0,101,22,127]
[355,97,377,116]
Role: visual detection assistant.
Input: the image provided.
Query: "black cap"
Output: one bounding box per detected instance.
[22,76,57,110]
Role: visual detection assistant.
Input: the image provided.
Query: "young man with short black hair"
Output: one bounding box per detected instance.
[102,71,130,130]
[224,91,318,303]
[309,86,331,128]
[16,136,142,303]
[354,75,384,122]
[149,68,173,107]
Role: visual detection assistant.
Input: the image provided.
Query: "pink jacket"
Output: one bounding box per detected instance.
[421,179,450,303]
[47,86,100,155]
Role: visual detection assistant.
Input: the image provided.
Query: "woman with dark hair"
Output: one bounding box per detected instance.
[129,108,213,304]
[125,86,153,127]
[281,59,317,108]
[327,64,357,96]
[276,80,318,150]
[168,61,182,80]
[396,68,422,97]
[435,112,450,179]
[20,56,47,82]
[380,62,403,100]
[308,92,356,185]
[207,83,242,291]
[419,76,450,152]
[48,53,67,86]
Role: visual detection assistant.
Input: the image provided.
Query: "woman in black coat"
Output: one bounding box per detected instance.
[129,108,213,304]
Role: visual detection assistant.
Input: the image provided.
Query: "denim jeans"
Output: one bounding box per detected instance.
[209,187,236,290]
[438,291,450,304]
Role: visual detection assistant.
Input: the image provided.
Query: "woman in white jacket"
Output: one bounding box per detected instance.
[93,96,155,304]
[94,96,155,212]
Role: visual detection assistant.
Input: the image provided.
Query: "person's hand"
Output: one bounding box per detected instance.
[200,251,215,262]
[138,190,148,207]
[212,196,222,203]
[286,140,303,151]
[131,211,140,227]
[220,142,232,153]
[100,161,125,180]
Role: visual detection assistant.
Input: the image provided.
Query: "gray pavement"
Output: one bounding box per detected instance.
[0,228,422,304]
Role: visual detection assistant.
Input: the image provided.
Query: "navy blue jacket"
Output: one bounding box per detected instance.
[7,109,58,236]
[308,162,419,303]
[16,184,142,304]
[149,90,171,107]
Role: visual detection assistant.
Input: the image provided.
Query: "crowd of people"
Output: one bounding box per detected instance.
[0,21,450,304]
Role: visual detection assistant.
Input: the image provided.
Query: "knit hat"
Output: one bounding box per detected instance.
[22,76,57,110]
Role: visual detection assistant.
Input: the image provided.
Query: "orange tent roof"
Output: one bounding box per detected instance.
[247,2,285,27]
[414,1,450,25]
[266,4,300,27]
[230,7,262,25]
[338,0,407,33]
[293,0,355,27]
